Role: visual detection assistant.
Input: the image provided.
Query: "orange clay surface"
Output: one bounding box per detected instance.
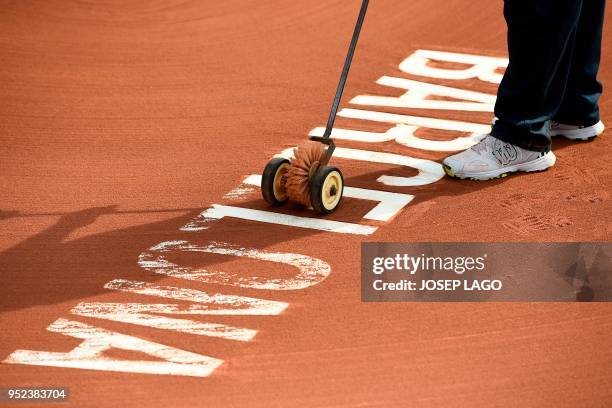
[1,1,611,407]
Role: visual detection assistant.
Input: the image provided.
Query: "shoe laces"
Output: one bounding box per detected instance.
[470,135,494,155]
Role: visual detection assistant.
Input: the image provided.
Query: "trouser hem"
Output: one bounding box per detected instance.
[490,121,552,152]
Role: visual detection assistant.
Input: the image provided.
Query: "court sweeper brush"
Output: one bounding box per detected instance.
[261,0,369,214]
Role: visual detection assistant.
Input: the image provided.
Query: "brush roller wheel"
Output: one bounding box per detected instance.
[310,166,344,214]
[262,157,290,206]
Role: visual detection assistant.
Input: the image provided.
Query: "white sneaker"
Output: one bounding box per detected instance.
[550,120,605,141]
[442,135,556,180]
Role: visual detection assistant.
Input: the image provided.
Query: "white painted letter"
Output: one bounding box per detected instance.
[138,240,331,290]
[351,77,496,112]
[399,49,508,84]
[311,109,490,151]
[71,303,257,342]
[3,319,223,377]
[180,205,377,235]
[105,279,289,315]
[242,175,414,222]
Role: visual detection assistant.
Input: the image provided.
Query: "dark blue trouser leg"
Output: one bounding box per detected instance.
[554,0,605,126]
[491,0,605,152]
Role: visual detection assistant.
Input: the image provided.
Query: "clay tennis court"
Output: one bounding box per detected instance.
[1,1,611,407]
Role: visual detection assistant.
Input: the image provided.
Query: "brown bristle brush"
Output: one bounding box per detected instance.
[260,0,368,214]
[283,142,326,207]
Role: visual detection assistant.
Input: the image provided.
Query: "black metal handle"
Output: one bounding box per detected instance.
[321,0,369,139]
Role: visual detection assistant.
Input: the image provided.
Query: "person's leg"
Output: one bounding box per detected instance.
[491,0,583,152]
[551,0,606,139]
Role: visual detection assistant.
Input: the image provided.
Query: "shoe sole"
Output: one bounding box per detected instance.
[443,152,557,181]
[550,121,605,141]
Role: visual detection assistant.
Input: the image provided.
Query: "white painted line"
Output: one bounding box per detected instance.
[139,240,331,291]
[335,147,445,187]
[309,127,395,143]
[105,279,289,315]
[243,175,413,222]
[391,125,486,152]
[338,108,491,133]
[399,49,507,84]
[3,319,223,377]
[309,123,488,152]
[223,185,256,201]
[350,76,496,112]
[377,76,497,103]
[71,303,257,342]
[345,186,414,221]
[180,204,377,235]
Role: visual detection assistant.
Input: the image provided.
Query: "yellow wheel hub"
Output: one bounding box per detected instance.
[273,163,289,201]
[322,171,342,210]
